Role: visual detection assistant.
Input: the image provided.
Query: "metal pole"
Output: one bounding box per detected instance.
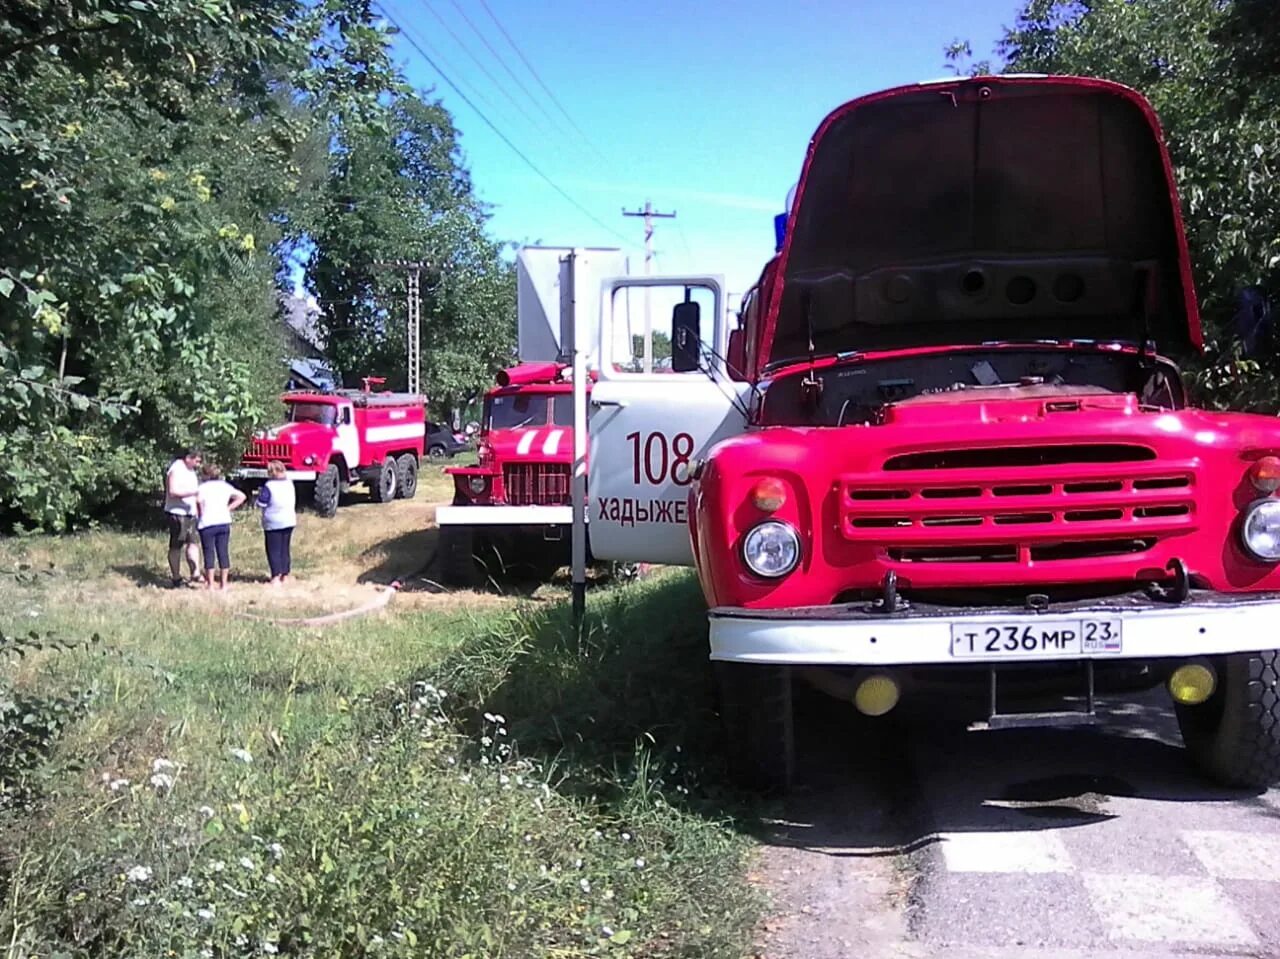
[370,259,426,395]
[623,201,674,371]
[406,266,421,395]
[568,250,588,623]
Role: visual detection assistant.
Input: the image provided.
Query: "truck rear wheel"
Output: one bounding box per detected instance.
[715,662,795,792]
[372,457,397,503]
[395,453,418,499]
[313,464,340,518]
[1175,650,1280,789]
[438,525,480,588]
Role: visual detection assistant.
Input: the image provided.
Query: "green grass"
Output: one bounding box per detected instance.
[0,519,760,958]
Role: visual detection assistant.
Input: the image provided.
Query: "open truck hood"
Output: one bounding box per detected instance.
[762,76,1201,369]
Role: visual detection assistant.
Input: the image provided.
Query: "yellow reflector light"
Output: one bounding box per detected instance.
[1250,455,1280,493]
[854,674,901,717]
[751,477,788,513]
[1168,663,1216,706]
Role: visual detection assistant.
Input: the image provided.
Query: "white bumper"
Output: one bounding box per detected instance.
[435,505,576,527]
[709,593,1280,665]
[233,468,317,481]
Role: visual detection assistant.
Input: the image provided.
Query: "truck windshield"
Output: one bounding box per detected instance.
[288,402,338,426]
[487,394,548,430]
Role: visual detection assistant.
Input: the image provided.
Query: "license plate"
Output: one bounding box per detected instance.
[950,618,1123,658]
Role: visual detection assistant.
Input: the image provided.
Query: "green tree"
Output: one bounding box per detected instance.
[0,0,515,527]
[995,0,1280,408]
[303,13,515,418]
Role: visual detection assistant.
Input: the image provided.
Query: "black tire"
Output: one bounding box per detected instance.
[438,524,479,588]
[1175,650,1280,788]
[372,457,397,503]
[313,464,340,518]
[715,662,795,792]
[395,453,418,499]
[427,444,447,463]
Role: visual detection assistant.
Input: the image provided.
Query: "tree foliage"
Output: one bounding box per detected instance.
[304,80,516,415]
[990,0,1280,408]
[0,0,515,529]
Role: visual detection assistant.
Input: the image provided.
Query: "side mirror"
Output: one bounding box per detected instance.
[671,300,701,373]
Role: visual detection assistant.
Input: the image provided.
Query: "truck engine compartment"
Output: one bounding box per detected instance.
[757,347,1185,427]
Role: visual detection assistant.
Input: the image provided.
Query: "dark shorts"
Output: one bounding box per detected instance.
[167,513,198,549]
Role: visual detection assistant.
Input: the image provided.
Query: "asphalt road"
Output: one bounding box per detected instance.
[757,679,1280,959]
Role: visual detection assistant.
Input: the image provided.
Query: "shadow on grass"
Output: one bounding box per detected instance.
[428,572,746,812]
[111,563,275,587]
[357,526,612,599]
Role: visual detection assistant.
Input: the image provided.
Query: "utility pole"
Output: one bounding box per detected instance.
[371,260,427,395]
[622,201,675,372]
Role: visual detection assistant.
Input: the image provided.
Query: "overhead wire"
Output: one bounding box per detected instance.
[375,2,637,249]
[415,0,560,142]
[386,4,508,119]
[443,0,571,142]
[473,0,613,165]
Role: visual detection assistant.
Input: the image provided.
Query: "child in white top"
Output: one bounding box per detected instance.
[195,464,247,590]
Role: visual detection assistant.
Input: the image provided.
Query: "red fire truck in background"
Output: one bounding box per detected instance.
[435,247,632,586]
[235,379,426,517]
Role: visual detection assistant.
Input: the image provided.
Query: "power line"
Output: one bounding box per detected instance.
[444,0,571,141]
[474,0,611,164]
[376,2,635,248]
[416,0,558,141]
[388,7,508,120]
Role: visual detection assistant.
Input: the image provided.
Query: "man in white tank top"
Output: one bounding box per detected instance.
[164,449,203,587]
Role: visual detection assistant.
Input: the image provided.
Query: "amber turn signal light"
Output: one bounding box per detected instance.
[751,477,787,512]
[1249,455,1280,493]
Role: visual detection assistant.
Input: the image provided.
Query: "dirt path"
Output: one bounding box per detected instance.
[752,695,922,959]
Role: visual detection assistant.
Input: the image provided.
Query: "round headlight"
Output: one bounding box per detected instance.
[303,454,316,465]
[468,475,489,496]
[1242,499,1280,561]
[742,521,800,578]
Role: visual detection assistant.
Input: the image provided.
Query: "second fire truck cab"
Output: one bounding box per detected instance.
[583,75,1280,791]
[435,247,630,585]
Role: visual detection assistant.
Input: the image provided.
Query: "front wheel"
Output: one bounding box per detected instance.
[395,453,419,499]
[313,464,340,518]
[372,457,397,503]
[1175,650,1280,789]
[427,443,447,463]
[715,662,795,793]
[438,524,480,588]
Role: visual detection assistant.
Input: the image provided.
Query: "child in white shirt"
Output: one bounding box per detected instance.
[196,464,247,590]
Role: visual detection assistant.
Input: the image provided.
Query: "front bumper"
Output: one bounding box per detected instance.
[709,590,1280,665]
[233,468,318,481]
[436,505,575,527]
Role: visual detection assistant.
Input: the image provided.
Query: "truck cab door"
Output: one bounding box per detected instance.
[333,402,360,475]
[587,276,751,566]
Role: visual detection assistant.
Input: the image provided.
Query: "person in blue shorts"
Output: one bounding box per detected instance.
[195,464,247,590]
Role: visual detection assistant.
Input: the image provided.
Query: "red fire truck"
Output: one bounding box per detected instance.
[235,380,426,517]
[435,247,631,585]
[581,75,1280,791]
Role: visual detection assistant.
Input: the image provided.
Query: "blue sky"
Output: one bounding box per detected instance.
[380,0,1025,306]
